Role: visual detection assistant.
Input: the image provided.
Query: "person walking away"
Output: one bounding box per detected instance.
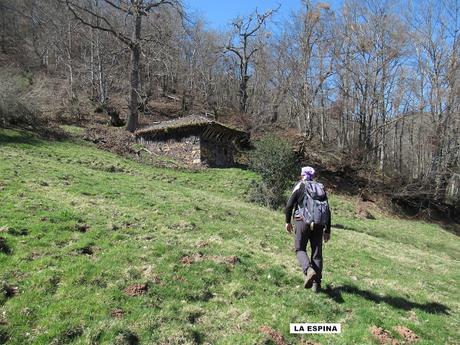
[285,166,331,292]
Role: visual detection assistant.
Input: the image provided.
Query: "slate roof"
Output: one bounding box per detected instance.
[135,115,249,146]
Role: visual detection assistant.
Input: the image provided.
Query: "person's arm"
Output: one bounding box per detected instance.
[323,202,332,242]
[285,187,301,232]
[325,206,331,234]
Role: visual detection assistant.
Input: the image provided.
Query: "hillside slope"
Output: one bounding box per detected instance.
[0,129,458,345]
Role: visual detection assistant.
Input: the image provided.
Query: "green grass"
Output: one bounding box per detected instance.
[0,128,459,345]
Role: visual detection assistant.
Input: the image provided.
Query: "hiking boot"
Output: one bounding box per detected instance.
[304,267,316,289]
[312,281,321,293]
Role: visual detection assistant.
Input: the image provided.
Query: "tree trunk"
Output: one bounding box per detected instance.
[399,116,405,174]
[66,21,75,101]
[320,89,325,144]
[239,75,249,113]
[127,13,142,132]
[0,8,6,54]
[96,30,105,103]
[90,28,96,101]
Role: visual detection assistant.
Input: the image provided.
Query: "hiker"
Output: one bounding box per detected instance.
[285,166,331,292]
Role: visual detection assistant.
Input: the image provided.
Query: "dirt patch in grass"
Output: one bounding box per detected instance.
[180,255,196,265]
[27,251,41,261]
[0,237,11,254]
[259,326,287,345]
[225,255,240,265]
[111,308,124,319]
[75,223,90,233]
[114,330,139,345]
[197,240,210,247]
[394,326,419,343]
[180,253,240,266]
[152,276,162,285]
[124,283,148,296]
[7,227,28,236]
[370,326,400,345]
[53,325,84,344]
[172,220,197,231]
[76,245,97,256]
[0,281,19,298]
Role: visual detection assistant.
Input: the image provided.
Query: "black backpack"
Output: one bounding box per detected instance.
[295,181,330,226]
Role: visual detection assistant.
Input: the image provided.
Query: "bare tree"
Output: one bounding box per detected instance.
[224,7,277,114]
[64,0,183,131]
[406,0,460,194]
[277,1,336,138]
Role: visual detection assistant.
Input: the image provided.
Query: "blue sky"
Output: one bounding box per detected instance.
[184,0,343,30]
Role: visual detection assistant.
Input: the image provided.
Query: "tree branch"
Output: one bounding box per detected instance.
[224,46,243,61]
[64,0,132,47]
[103,0,134,15]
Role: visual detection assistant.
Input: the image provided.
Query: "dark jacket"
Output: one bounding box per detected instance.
[285,181,331,233]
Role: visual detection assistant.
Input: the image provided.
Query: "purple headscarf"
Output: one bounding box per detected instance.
[301,166,315,181]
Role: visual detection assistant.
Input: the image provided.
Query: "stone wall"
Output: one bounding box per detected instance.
[200,139,234,167]
[138,135,201,165]
[137,133,237,167]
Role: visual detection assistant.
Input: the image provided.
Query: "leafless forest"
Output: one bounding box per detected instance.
[0,0,459,216]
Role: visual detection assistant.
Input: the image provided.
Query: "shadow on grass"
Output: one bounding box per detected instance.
[332,223,359,231]
[322,284,450,315]
[0,131,43,146]
[439,222,460,237]
[0,125,68,145]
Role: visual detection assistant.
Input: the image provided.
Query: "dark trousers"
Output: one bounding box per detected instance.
[294,220,323,282]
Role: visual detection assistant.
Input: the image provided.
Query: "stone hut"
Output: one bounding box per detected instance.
[135,115,249,167]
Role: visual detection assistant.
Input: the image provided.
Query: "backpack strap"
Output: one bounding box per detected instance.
[303,181,313,198]
[299,182,306,197]
[299,182,310,206]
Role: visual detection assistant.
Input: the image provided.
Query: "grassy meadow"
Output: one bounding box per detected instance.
[0,128,458,345]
